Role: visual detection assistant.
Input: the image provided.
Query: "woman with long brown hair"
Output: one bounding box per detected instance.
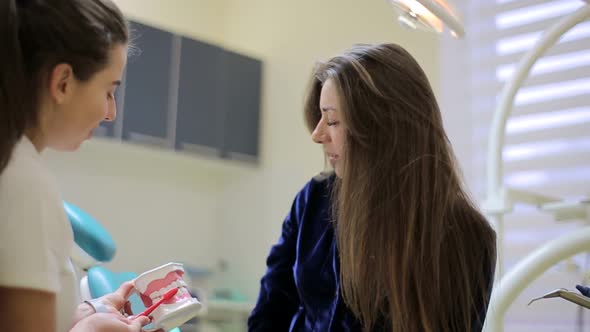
[248,43,496,331]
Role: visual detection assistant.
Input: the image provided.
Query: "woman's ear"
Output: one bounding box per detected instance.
[48,63,75,105]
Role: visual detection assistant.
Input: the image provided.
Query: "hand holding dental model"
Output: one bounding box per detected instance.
[71,313,151,332]
[133,262,202,331]
[74,281,139,323]
[72,263,201,332]
[70,282,151,332]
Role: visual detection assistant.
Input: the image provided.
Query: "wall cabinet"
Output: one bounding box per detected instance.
[97,20,262,163]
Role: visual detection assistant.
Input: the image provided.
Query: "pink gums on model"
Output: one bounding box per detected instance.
[139,270,192,307]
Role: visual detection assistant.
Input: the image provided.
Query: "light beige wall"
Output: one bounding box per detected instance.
[44,140,248,273]
[113,0,229,45]
[45,0,440,300]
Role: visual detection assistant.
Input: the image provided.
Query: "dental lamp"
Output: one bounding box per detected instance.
[482,3,590,331]
[388,0,464,38]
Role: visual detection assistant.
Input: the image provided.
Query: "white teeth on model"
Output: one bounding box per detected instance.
[173,280,187,288]
[150,290,161,301]
[149,281,186,301]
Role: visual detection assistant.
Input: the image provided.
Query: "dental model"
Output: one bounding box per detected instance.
[134,262,202,331]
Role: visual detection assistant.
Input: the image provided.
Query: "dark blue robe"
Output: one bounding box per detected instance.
[248,175,492,331]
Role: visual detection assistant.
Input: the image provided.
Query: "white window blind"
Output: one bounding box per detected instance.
[441,1,590,331]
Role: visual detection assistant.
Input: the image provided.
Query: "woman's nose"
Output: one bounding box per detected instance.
[104,99,117,122]
[311,121,329,144]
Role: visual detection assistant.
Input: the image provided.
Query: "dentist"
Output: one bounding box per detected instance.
[0,0,150,331]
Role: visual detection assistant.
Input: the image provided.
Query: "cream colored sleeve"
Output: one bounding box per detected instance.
[0,173,60,293]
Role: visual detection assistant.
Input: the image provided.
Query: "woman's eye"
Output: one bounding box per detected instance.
[327,121,340,126]
[107,92,114,100]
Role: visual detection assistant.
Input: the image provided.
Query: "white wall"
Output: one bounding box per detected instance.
[113,0,229,45]
[44,140,253,272]
[44,0,440,301]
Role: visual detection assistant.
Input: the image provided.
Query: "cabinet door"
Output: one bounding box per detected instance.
[175,38,224,157]
[221,51,262,162]
[121,21,177,148]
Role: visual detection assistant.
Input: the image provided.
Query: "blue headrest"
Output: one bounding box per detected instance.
[88,267,144,313]
[64,201,116,262]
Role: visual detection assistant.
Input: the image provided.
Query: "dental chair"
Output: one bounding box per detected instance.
[65,201,182,332]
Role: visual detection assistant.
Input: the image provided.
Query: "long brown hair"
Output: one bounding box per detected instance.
[0,0,129,174]
[304,43,496,331]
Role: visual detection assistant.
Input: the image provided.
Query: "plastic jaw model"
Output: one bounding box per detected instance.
[134,262,202,331]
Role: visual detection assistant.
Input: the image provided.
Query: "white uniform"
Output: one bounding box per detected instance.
[0,136,78,331]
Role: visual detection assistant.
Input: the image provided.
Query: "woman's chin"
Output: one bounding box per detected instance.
[50,140,84,152]
[334,166,343,178]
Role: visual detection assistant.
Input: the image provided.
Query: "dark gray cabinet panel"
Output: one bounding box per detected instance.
[222,51,262,161]
[175,38,224,156]
[121,22,174,146]
[94,19,262,163]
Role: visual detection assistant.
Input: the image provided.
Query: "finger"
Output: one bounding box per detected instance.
[102,294,125,311]
[116,313,132,323]
[115,281,136,300]
[96,312,129,323]
[130,315,151,328]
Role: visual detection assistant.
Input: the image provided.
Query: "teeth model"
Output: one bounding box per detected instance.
[134,262,202,331]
